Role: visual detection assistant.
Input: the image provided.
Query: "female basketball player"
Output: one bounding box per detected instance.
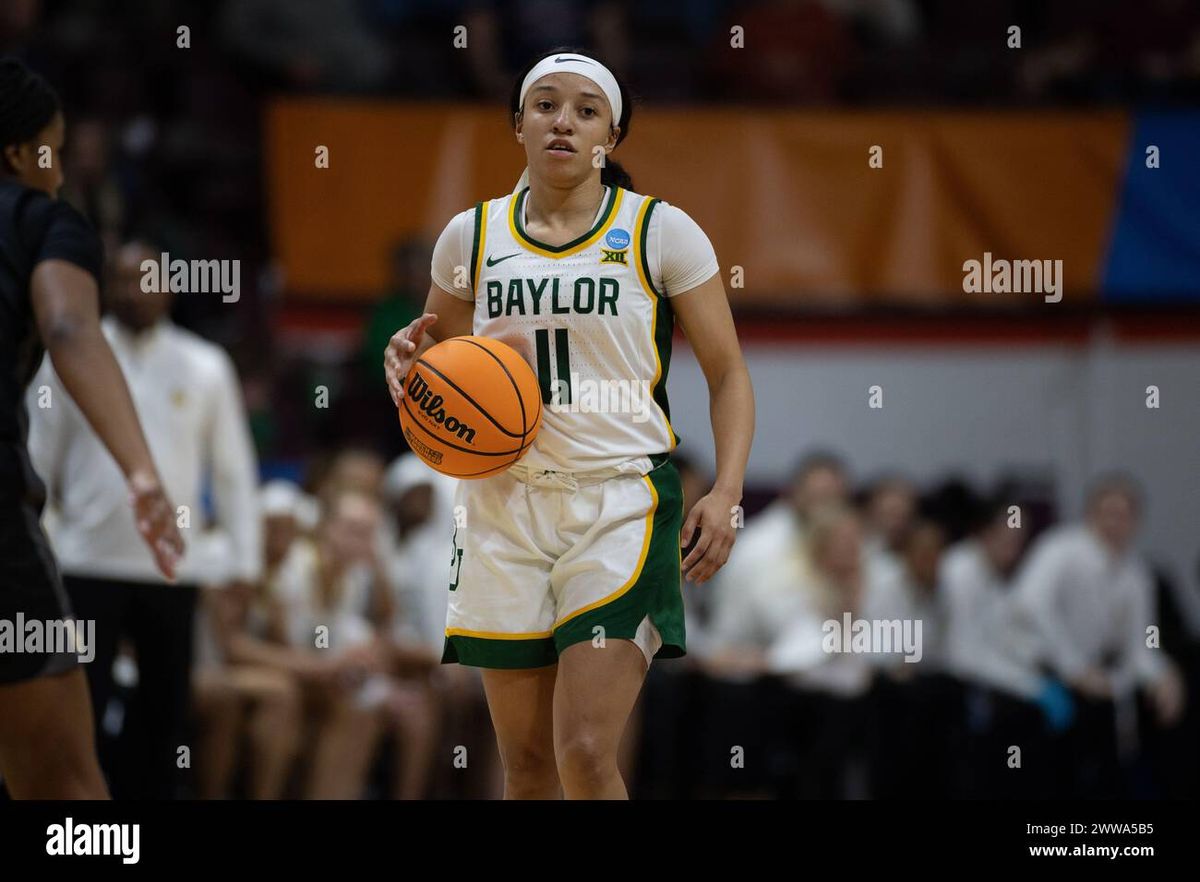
[384,48,754,799]
[0,57,184,798]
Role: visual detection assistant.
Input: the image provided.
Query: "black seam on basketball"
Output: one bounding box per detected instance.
[449,337,529,439]
[411,356,524,439]
[401,395,524,457]
[505,431,529,473]
[445,429,537,478]
[498,433,536,477]
[444,461,520,479]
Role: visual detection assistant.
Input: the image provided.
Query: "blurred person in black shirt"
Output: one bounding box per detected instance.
[0,57,182,799]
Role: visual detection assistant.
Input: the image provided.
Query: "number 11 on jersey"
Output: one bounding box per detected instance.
[534,328,573,405]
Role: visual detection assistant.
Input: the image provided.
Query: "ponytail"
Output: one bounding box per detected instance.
[600,158,634,191]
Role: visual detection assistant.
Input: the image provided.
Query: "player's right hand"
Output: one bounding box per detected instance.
[128,469,185,582]
[385,312,439,406]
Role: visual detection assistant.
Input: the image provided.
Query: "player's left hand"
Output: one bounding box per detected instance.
[680,488,740,585]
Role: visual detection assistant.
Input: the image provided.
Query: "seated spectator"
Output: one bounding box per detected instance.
[941,500,1043,700]
[190,481,315,799]
[1013,473,1186,797]
[707,451,851,678]
[939,497,1073,797]
[865,518,948,674]
[765,504,879,797]
[767,503,877,696]
[321,446,387,501]
[265,488,395,799]
[860,474,917,583]
[192,587,305,800]
[379,454,459,799]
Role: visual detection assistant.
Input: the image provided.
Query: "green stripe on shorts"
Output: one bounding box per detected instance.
[442,632,558,669]
[552,460,687,660]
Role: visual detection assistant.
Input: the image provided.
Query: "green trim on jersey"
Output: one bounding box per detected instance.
[513,185,618,253]
[442,633,558,669]
[552,460,687,660]
[638,198,664,298]
[639,198,680,447]
[469,201,483,294]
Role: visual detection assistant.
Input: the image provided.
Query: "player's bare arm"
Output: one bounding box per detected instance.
[671,271,756,584]
[31,258,185,580]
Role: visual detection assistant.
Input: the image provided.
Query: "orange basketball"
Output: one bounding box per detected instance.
[398,336,543,479]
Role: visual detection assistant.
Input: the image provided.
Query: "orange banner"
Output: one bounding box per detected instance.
[266,102,1129,306]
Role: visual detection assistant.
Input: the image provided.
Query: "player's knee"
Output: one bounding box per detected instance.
[555,731,614,786]
[501,741,557,786]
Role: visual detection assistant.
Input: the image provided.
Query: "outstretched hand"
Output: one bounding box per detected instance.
[128,470,185,581]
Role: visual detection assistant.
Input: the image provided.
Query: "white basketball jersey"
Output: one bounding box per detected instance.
[468,185,679,473]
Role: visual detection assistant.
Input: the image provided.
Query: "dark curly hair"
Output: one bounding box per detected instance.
[0,57,60,174]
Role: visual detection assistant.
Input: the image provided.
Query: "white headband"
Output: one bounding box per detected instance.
[514,52,622,193]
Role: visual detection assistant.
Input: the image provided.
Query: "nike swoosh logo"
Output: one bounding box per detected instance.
[555,56,593,64]
[486,252,520,266]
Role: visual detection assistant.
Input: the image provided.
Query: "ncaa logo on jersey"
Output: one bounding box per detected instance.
[605,229,630,249]
[601,228,630,266]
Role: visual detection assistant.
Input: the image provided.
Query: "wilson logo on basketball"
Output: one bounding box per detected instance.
[407,371,478,443]
[396,336,541,480]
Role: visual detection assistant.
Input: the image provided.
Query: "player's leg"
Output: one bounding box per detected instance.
[480,664,561,798]
[0,667,109,798]
[0,509,109,798]
[443,472,563,799]
[549,460,688,799]
[553,639,648,799]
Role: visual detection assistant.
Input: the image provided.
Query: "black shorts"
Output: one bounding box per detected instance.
[0,499,79,684]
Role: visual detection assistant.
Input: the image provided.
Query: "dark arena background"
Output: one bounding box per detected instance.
[1,0,1198,867]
